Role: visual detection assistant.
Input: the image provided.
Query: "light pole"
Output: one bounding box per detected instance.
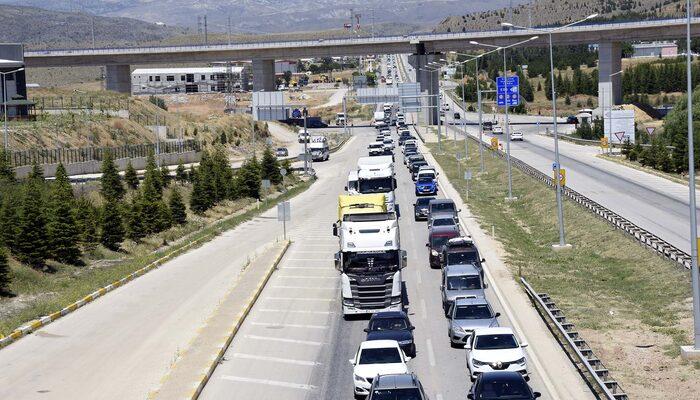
[429,61,445,152]
[419,66,441,147]
[502,13,597,248]
[471,37,538,201]
[681,0,700,360]
[607,70,623,155]
[1,67,24,150]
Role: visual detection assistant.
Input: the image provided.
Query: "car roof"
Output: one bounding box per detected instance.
[454,297,490,307]
[370,311,408,320]
[429,226,460,236]
[429,199,455,205]
[373,373,420,390]
[474,327,514,336]
[360,340,400,349]
[478,371,527,382]
[445,263,481,276]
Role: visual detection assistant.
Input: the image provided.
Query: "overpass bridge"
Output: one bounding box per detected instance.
[22,17,700,122]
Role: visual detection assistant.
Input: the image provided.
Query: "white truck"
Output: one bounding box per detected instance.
[373,111,387,128]
[308,136,329,161]
[357,156,396,212]
[333,194,406,318]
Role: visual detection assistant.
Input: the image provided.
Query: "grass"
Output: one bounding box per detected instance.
[427,139,690,340]
[598,153,700,186]
[0,178,313,336]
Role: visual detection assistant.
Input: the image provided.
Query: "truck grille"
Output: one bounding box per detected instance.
[348,273,394,309]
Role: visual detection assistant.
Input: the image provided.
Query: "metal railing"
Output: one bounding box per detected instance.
[32,96,130,111]
[7,140,201,168]
[521,277,628,400]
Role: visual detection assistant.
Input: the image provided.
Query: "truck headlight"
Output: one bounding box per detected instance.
[390,295,401,305]
[384,240,393,246]
[343,298,354,306]
[431,250,438,257]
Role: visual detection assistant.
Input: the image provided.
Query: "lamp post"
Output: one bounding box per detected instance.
[502,13,597,248]
[429,61,446,151]
[1,67,24,150]
[471,36,538,201]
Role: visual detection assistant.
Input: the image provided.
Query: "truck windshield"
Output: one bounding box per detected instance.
[344,213,394,222]
[345,252,398,274]
[359,177,393,193]
[447,251,479,265]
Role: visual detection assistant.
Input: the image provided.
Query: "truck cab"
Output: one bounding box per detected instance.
[336,112,347,126]
[308,136,329,161]
[357,156,397,212]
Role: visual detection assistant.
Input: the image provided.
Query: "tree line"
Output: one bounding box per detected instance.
[622,59,700,97]
[0,145,288,295]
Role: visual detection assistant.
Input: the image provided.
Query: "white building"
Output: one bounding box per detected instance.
[131,66,250,95]
[275,60,299,75]
[632,42,678,58]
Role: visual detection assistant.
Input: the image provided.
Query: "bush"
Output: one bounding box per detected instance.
[148,95,168,111]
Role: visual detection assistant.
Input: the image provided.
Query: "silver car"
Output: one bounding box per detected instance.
[441,263,486,316]
[447,298,500,347]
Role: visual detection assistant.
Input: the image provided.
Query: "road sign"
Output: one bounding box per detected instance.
[600,137,609,149]
[277,201,291,240]
[292,108,302,118]
[614,131,626,142]
[464,170,472,180]
[261,179,271,190]
[490,137,499,150]
[552,162,559,171]
[553,169,566,186]
[496,76,520,107]
[646,126,656,135]
[280,168,287,176]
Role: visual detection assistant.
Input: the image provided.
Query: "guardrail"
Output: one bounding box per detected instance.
[480,137,693,269]
[521,277,628,400]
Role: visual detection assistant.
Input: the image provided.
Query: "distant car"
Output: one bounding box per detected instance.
[511,131,523,141]
[405,154,424,167]
[275,147,289,157]
[441,263,486,315]
[482,121,494,131]
[427,198,459,221]
[492,126,504,135]
[413,197,435,221]
[567,115,579,125]
[428,216,458,232]
[448,297,500,347]
[468,371,541,400]
[415,176,438,196]
[364,311,416,357]
[442,236,485,275]
[350,340,411,398]
[410,161,429,180]
[368,373,428,400]
[465,327,529,381]
[454,112,461,119]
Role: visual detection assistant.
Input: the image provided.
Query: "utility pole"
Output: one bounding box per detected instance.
[91,17,96,49]
[204,15,208,45]
[227,15,232,45]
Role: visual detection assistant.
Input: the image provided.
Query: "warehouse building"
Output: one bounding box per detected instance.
[0,44,35,120]
[632,42,678,58]
[131,65,251,95]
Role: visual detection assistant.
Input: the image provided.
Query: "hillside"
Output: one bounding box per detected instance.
[436,0,689,33]
[0,5,189,50]
[0,0,524,34]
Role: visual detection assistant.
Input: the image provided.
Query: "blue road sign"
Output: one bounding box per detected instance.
[496,76,520,107]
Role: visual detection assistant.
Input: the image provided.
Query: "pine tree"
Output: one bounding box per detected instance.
[189,167,208,214]
[169,188,187,225]
[145,152,163,194]
[175,161,187,183]
[198,150,217,205]
[100,150,125,202]
[126,191,146,242]
[100,199,124,251]
[15,178,48,268]
[0,247,10,295]
[46,164,82,265]
[0,149,14,184]
[261,146,283,185]
[212,146,235,200]
[124,160,139,190]
[564,95,571,105]
[238,157,261,200]
[0,193,19,252]
[139,162,169,234]
[536,81,542,92]
[74,197,98,251]
[160,165,171,187]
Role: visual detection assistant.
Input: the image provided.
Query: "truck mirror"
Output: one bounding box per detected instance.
[395,204,400,218]
[481,258,486,263]
[425,243,429,247]
[495,312,501,318]
[332,223,338,237]
[334,253,341,271]
[344,186,348,191]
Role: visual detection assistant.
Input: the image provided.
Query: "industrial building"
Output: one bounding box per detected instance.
[131,65,251,95]
[632,42,678,58]
[0,44,35,120]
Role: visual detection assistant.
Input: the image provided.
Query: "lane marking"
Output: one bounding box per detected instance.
[420,299,427,320]
[426,339,436,367]
[244,334,325,346]
[220,375,316,391]
[258,309,334,315]
[232,353,320,366]
[436,394,444,400]
[415,270,422,285]
[265,296,336,302]
[250,322,329,330]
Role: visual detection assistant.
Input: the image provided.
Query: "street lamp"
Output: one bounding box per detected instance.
[681,0,700,360]
[471,36,538,201]
[501,13,597,248]
[1,67,24,150]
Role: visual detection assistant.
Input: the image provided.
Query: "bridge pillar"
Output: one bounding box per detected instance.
[598,42,623,110]
[252,59,276,92]
[408,53,442,125]
[105,64,132,94]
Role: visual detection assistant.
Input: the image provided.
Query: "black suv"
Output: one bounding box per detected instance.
[364,311,416,357]
[368,373,428,400]
[468,371,541,399]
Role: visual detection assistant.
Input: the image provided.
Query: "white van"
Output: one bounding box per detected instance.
[309,136,329,161]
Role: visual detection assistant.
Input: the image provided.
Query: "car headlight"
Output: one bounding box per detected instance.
[390,295,402,305]
[398,339,413,345]
[515,357,526,365]
[354,374,367,382]
[431,250,438,256]
[472,359,489,368]
[342,298,354,306]
[451,324,465,334]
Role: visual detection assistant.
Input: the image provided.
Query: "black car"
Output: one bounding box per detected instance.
[275,147,289,157]
[454,112,461,119]
[413,197,435,221]
[364,311,416,357]
[468,371,541,400]
[441,236,485,276]
[410,161,428,180]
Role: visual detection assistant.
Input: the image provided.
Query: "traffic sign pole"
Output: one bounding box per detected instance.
[502,49,515,201]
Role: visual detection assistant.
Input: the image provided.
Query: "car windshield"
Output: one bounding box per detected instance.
[433,218,455,227]
[455,305,494,319]
[416,198,433,207]
[474,334,518,350]
[370,317,408,331]
[417,177,434,184]
[371,388,423,400]
[446,275,481,290]
[409,156,424,162]
[431,235,454,248]
[431,203,455,213]
[358,347,402,364]
[359,177,393,193]
[447,251,479,265]
[477,378,531,399]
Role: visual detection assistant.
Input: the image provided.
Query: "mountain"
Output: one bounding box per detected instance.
[436,0,689,33]
[0,0,526,34]
[0,5,189,49]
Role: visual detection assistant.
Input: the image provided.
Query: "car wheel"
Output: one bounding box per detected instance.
[354,393,364,400]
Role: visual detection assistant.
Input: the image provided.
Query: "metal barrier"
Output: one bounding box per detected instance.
[521,277,628,400]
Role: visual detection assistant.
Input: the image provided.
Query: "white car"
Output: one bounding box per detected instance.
[350,340,411,397]
[465,327,529,381]
[511,131,524,141]
[492,126,504,135]
[383,137,395,150]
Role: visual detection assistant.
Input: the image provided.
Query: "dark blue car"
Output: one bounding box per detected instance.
[468,371,541,400]
[364,311,416,357]
[415,176,438,196]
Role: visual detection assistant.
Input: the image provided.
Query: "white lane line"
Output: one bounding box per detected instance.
[244,334,325,346]
[232,353,320,366]
[420,299,427,320]
[220,375,316,391]
[415,270,422,285]
[258,309,335,315]
[436,394,444,400]
[426,339,437,367]
[270,285,336,290]
[250,322,329,329]
[265,296,336,302]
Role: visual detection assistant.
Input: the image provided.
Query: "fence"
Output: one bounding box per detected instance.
[7,140,201,168]
[31,96,130,111]
[128,113,169,126]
